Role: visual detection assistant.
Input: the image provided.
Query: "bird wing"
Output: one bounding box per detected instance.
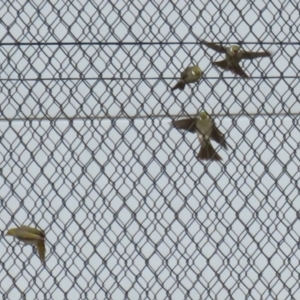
[37,241,46,263]
[213,60,249,78]
[15,231,44,241]
[210,125,228,150]
[240,51,272,59]
[181,68,189,81]
[228,62,249,78]
[201,41,227,53]
[19,226,45,238]
[172,118,197,133]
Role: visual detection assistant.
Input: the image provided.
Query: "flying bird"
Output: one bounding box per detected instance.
[6,225,46,263]
[201,40,272,78]
[171,65,203,91]
[171,111,227,161]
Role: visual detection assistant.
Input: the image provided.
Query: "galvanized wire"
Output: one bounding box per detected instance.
[0,1,300,299]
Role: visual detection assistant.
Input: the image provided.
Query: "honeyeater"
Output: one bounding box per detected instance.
[6,225,46,263]
[201,40,272,78]
[172,111,228,161]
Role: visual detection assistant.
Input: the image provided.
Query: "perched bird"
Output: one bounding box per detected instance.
[6,225,46,263]
[201,40,272,78]
[171,111,227,161]
[171,65,203,91]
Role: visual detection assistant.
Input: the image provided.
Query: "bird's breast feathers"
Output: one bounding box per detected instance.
[226,52,242,63]
[196,119,213,139]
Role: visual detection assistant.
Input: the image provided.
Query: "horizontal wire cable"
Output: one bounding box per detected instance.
[0,76,289,81]
[0,42,298,46]
[0,42,295,122]
[0,112,298,123]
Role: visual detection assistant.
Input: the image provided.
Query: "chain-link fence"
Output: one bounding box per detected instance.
[0,1,300,299]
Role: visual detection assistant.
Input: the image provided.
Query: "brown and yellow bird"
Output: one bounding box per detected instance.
[6,225,46,263]
[171,65,203,91]
[201,40,272,78]
[172,111,227,161]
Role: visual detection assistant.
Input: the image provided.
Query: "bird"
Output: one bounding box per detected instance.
[171,65,203,91]
[171,111,227,161]
[6,225,46,263]
[201,40,272,78]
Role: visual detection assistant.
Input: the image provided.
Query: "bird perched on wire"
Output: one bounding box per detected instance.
[201,40,272,78]
[171,65,203,91]
[6,225,46,263]
[171,111,227,161]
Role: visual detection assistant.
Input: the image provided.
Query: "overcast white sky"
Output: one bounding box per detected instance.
[0,1,300,299]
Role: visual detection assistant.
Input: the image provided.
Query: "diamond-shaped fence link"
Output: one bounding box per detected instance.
[0,1,300,299]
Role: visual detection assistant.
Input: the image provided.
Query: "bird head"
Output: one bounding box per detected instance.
[199,111,208,120]
[6,228,17,236]
[230,45,240,55]
[193,66,203,77]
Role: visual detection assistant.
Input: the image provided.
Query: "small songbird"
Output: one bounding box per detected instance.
[201,40,272,78]
[171,65,203,91]
[6,225,46,263]
[171,111,227,161]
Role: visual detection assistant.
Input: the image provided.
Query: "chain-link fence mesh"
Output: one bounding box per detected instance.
[0,1,300,299]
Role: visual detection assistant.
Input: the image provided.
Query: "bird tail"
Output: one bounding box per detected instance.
[171,81,185,91]
[198,140,222,161]
[36,241,46,263]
